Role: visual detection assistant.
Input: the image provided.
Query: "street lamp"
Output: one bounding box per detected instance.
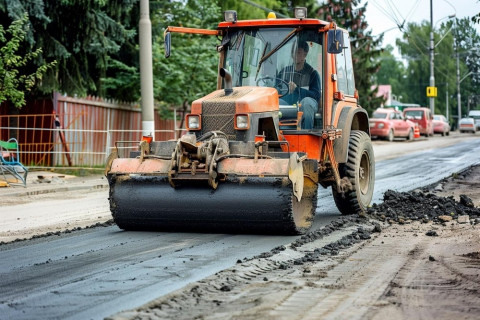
[429,0,455,116]
[456,70,479,122]
[429,0,434,115]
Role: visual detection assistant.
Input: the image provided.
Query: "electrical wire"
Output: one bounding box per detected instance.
[385,0,403,27]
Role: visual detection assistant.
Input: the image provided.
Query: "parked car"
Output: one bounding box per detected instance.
[403,107,434,137]
[369,108,416,141]
[432,115,450,136]
[459,117,476,133]
[468,110,480,130]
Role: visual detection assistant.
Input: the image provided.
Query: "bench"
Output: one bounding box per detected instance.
[0,138,28,187]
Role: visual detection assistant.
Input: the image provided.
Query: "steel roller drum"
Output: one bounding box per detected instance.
[108,175,317,234]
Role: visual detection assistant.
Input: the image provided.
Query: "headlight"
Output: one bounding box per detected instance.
[294,7,307,19]
[235,114,249,130]
[378,123,385,129]
[186,114,200,130]
[224,10,237,23]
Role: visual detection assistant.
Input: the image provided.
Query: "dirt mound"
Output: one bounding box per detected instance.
[368,189,480,224]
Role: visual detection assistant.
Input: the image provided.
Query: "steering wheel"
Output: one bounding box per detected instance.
[256,76,289,97]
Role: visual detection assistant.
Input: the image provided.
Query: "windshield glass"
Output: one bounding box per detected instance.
[433,115,441,121]
[223,28,323,97]
[372,112,388,119]
[405,110,424,120]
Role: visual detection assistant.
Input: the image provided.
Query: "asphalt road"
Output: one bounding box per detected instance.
[1,138,479,320]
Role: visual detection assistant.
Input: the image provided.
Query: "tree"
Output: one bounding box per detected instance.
[0,0,139,99]
[374,45,407,99]
[151,0,221,119]
[316,0,384,115]
[218,0,318,19]
[219,0,284,19]
[397,22,444,112]
[0,14,55,108]
[453,17,480,115]
[396,18,480,119]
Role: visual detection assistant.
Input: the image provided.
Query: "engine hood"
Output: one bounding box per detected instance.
[191,86,279,114]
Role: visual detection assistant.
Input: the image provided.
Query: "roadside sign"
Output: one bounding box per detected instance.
[426,86,437,98]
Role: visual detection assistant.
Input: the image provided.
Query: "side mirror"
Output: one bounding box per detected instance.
[327,29,344,54]
[164,32,171,58]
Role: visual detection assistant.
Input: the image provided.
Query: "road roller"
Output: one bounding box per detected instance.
[105,8,375,234]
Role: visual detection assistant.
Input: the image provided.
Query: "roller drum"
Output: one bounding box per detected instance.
[108,175,317,234]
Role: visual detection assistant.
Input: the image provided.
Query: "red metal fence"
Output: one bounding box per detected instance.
[0,93,180,167]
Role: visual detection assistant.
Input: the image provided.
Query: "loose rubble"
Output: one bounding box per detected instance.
[368,190,480,225]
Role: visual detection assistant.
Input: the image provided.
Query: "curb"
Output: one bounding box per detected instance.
[0,177,109,198]
[3,183,109,197]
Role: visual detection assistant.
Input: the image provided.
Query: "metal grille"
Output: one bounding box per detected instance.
[201,89,252,139]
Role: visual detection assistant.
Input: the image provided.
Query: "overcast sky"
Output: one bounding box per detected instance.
[363,0,480,56]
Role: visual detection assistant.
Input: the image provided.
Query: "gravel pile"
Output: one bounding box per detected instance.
[289,226,379,266]
[368,190,480,224]
[290,216,369,249]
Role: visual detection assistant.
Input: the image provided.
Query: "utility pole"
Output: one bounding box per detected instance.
[429,0,435,115]
[139,0,155,139]
[446,82,449,120]
[455,31,462,129]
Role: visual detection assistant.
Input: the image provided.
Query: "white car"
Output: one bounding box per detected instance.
[468,110,480,130]
[459,117,476,133]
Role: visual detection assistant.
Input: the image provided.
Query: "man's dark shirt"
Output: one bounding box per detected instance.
[278,62,321,105]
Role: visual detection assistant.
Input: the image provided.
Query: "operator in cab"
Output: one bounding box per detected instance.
[278,41,321,129]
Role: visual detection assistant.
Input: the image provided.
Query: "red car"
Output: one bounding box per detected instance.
[432,115,450,136]
[369,108,416,141]
[404,107,434,137]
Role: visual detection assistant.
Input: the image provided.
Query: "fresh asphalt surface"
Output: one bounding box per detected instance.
[1,138,480,320]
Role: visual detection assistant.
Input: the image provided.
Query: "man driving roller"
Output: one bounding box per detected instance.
[278,40,321,129]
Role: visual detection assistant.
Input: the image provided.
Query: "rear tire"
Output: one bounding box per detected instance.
[332,130,375,215]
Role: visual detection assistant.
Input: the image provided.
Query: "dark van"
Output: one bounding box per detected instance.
[403,107,433,137]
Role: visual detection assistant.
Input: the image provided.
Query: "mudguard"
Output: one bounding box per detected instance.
[333,106,370,164]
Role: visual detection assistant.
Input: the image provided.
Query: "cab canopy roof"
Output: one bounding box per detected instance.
[217,18,330,30]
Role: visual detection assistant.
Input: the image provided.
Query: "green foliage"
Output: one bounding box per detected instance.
[397,22,437,107]
[219,0,283,19]
[151,0,221,117]
[218,0,319,20]
[316,0,384,115]
[0,13,55,108]
[219,0,320,19]
[374,45,407,99]
[101,57,140,101]
[453,18,480,114]
[396,18,480,120]
[0,0,139,99]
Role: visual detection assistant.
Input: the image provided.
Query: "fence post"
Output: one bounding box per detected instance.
[173,108,177,140]
[105,129,111,160]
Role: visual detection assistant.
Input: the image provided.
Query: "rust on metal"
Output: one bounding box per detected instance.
[165,26,220,36]
[109,158,170,174]
[318,126,344,192]
[217,158,289,176]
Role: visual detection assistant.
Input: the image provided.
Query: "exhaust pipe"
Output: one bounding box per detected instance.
[220,68,233,96]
